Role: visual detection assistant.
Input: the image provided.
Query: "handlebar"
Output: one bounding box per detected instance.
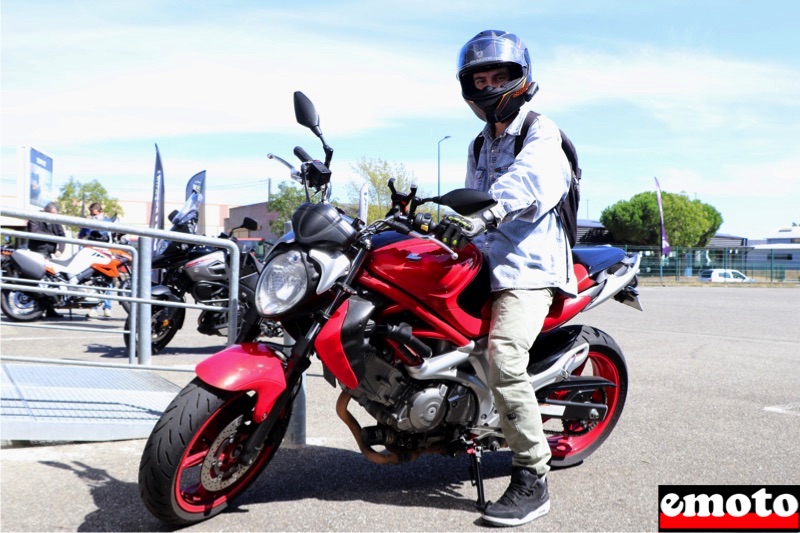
[293,146,314,163]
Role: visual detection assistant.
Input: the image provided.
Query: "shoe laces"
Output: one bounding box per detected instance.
[497,480,538,506]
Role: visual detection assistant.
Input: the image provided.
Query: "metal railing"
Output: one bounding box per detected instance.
[1,207,241,367]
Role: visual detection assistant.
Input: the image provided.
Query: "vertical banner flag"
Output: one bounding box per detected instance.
[185,170,206,235]
[654,177,671,256]
[149,144,165,230]
[359,182,370,222]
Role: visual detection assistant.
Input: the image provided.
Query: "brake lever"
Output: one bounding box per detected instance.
[409,231,458,260]
[267,153,303,183]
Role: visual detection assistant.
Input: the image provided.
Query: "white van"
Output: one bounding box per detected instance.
[697,269,752,283]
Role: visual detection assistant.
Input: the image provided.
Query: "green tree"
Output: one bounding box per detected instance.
[600,191,722,248]
[345,157,432,223]
[267,181,307,235]
[57,178,124,232]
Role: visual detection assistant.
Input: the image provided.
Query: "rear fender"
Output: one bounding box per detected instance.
[195,343,287,422]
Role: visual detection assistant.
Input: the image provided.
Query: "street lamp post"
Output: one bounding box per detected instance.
[437,135,451,222]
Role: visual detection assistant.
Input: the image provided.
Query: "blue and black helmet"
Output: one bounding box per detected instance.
[457,30,538,124]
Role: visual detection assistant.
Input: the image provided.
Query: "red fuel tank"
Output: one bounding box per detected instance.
[363,233,490,338]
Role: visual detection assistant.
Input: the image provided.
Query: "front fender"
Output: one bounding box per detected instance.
[196,343,287,421]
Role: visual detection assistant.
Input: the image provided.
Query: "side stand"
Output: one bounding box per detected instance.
[468,444,486,511]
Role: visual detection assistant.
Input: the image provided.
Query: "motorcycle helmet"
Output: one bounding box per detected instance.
[457,30,538,124]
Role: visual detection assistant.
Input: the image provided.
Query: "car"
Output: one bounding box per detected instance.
[697,269,752,283]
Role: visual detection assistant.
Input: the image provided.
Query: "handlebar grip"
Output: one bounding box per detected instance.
[293,146,313,163]
[384,218,412,234]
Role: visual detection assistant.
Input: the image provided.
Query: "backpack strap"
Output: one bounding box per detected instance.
[472,135,484,166]
[472,111,537,166]
[514,111,538,156]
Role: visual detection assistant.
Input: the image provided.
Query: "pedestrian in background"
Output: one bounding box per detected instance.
[79,202,114,318]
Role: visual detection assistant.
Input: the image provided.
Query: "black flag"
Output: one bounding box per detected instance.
[185,170,206,235]
[149,145,165,230]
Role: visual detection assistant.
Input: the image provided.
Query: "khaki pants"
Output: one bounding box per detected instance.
[488,288,554,475]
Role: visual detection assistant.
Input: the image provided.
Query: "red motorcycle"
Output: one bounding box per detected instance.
[138,92,642,525]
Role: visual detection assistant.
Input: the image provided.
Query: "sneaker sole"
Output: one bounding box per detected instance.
[481,500,550,527]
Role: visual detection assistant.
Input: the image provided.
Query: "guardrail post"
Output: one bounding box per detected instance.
[137,237,153,366]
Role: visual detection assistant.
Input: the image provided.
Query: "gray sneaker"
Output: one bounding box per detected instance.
[482,467,550,527]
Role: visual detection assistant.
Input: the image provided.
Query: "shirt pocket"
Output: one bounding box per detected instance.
[473,168,487,191]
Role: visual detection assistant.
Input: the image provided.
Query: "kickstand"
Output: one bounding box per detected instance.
[468,444,486,511]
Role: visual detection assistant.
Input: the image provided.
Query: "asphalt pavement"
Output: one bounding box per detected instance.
[1,286,799,532]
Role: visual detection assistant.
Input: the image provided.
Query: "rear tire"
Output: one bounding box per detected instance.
[138,378,292,525]
[534,325,628,468]
[0,267,47,322]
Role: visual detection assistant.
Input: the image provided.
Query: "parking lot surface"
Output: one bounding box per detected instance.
[1,286,798,531]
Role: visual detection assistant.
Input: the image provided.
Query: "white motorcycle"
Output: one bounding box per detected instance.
[1,233,132,321]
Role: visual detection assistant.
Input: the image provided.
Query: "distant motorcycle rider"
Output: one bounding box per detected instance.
[436,30,576,527]
[27,202,66,258]
[26,202,66,318]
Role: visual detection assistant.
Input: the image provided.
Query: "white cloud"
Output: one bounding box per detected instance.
[537,46,800,130]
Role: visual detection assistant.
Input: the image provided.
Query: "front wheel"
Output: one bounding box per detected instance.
[138,378,292,525]
[123,296,185,354]
[535,325,628,468]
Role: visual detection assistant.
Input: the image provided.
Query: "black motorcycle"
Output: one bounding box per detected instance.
[124,193,281,353]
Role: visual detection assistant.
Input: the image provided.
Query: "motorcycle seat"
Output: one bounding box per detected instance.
[572,247,626,277]
[49,257,72,266]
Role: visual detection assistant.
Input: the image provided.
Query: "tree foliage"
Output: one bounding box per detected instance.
[267,181,307,235]
[345,157,432,223]
[600,191,723,248]
[57,178,124,232]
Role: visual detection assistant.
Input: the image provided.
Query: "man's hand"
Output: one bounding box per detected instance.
[434,214,486,250]
[53,251,62,258]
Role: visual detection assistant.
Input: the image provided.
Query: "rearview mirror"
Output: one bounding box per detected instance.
[242,217,259,231]
[293,91,321,136]
[435,189,496,216]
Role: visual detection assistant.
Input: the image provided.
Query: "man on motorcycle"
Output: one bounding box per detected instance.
[26,202,67,318]
[437,30,577,527]
[26,202,66,259]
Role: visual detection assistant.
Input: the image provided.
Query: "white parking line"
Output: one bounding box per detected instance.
[764,403,800,416]
[1,336,93,342]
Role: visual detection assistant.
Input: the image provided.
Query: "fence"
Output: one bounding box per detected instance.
[607,245,800,283]
[1,207,241,367]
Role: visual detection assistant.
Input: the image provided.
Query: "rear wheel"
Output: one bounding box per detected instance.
[0,267,47,321]
[138,378,292,525]
[535,326,628,467]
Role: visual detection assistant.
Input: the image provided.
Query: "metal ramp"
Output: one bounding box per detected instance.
[1,363,181,442]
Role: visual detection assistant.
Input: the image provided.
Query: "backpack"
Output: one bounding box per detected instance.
[472,111,581,247]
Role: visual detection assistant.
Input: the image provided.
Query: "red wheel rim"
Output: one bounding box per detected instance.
[547,350,622,460]
[173,393,274,513]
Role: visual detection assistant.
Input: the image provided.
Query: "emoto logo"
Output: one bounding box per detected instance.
[658,485,799,532]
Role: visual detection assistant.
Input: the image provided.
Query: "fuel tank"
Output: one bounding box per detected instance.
[363,232,490,337]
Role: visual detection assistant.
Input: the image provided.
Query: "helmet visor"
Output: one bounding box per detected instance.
[458,33,527,76]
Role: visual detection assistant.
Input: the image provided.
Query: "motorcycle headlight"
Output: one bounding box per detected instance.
[255,249,312,316]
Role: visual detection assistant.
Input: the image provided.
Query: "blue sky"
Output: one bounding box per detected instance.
[2,0,799,239]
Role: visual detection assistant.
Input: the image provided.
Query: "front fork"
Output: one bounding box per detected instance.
[240,245,369,464]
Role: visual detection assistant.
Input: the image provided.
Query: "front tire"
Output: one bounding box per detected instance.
[123,296,184,354]
[534,325,628,468]
[138,378,292,525]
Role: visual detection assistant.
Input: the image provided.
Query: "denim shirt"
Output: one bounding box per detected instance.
[465,105,577,296]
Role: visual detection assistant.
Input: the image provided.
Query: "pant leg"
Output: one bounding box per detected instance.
[488,288,554,475]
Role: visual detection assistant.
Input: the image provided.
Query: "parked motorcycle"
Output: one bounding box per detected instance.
[1,231,132,321]
[138,92,642,525]
[123,194,281,353]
